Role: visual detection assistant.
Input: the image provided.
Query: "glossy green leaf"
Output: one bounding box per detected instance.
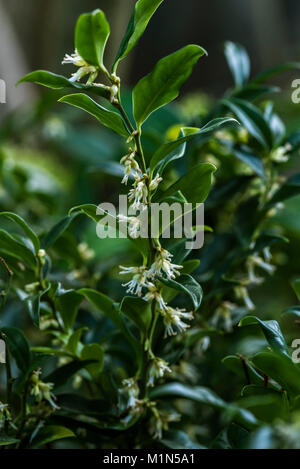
[81,344,104,378]
[59,94,128,137]
[113,0,165,70]
[239,316,290,357]
[45,360,97,388]
[75,9,110,69]
[159,274,203,310]
[223,98,273,149]
[150,117,238,173]
[251,351,300,396]
[41,214,79,250]
[31,426,75,448]
[150,382,258,429]
[251,61,300,84]
[55,288,83,332]
[67,328,88,356]
[1,327,31,373]
[0,212,40,253]
[133,45,207,127]
[0,229,36,268]
[120,296,152,334]
[26,285,50,327]
[154,163,216,204]
[224,41,250,87]
[18,70,110,99]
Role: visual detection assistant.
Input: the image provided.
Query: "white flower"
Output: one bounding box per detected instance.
[161,306,194,337]
[118,214,141,239]
[119,265,151,297]
[122,378,139,409]
[251,255,276,275]
[270,143,292,163]
[149,408,180,440]
[148,357,171,386]
[150,247,182,280]
[149,174,163,191]
[235,286,255,311]
[62,50,98,84]
[120,151,140,185]
[143,283,167,311]
[128,175,148,211]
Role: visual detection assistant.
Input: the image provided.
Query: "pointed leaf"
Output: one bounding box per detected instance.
[0,212,40,253]
[59,94,128,137]
[113,0,165,70]
[223,98,273,149]
[18,70,110,99]
[159,274,203,310]
[133,45,206,127]
[75,9,110,69]
[224,41,250,87]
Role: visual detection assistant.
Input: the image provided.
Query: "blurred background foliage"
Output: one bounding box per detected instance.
[0,0,300,448]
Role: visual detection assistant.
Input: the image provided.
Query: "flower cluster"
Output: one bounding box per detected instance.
[30,369,58,410]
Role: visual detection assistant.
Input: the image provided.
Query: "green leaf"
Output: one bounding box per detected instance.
[45,360,97,388]
[0,436,20,446]
[222,98,273,149]
[251,351,300,395]
[223,143,265,179]
[0,229,37,268]
[159,274,203,310]
[81,344,104,379]
[41,214,79,250]
[150,383,258,429]
[75,9,110,69]
[78,288,121,329]
[162,430,206,449]
[120,296,152,335]
[239,316,290,358]
[154,163,216,204]
[113,0,165,70]
[59,94,128,137]
[31,426,75,448]
[292,279,300,302]
[150,382,226,408]
[31,347,75,359]
[222,355,268,386]
[150,118,238,174]
[67,328,88,356]
[251,61,300,84]
[55,288,83,332]
[18,70,110,99]
[133,45,206,127]
[0,212,40,253]
[1,327,31,373]
[26,285,50,327]
[224,41,250,87]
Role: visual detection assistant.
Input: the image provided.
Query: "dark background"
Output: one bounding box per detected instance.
[0,0,299,115]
